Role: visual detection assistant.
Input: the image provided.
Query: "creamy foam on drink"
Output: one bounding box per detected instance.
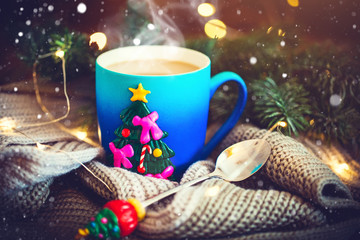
[106,59,200,75]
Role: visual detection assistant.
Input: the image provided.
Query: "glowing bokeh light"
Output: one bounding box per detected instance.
[287,0,299,7]
[204,19,227,39]
[36,142,46,150]
[267,26,273,34]
[55,50,65,58]
[89,32,107,50]
[198,3,216,17]
[333,163,350,176]
[278,29,286,36]
[74,130,88,140]
[205,185,220,197]
[0,117,17,134]
[278,121,287,128]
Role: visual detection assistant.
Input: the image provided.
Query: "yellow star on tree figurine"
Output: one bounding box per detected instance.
[129,83,151,103]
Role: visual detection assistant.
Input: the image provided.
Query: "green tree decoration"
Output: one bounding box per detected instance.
[109,83,175,180]
[85,208,120,239]
[251,77,312,136]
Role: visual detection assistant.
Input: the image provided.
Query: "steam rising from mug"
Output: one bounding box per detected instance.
[101,0,218,48]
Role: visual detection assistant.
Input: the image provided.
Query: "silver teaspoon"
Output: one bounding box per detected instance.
[142,139,271,207]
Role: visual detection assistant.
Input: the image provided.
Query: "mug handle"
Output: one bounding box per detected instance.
[196,71,247,160]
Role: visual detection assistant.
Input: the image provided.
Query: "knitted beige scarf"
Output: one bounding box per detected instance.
[1,93,360,240]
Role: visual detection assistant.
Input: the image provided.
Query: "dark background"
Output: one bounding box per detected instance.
[1,0,360,83]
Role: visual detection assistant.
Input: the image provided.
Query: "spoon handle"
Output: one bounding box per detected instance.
[142,173,212,208]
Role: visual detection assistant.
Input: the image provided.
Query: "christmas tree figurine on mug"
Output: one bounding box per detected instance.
[95,45,247,180]
[109,83,175,180]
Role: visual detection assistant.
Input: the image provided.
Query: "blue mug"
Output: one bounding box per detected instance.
[96,45,247,179]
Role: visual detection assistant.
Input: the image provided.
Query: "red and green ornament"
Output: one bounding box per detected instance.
[77,199,145,239]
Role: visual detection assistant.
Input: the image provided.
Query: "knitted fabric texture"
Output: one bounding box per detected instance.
[0,179,53,218]
[214,124,359,210]
[0,93,104,212]
[1,93,360,239]
[79,161,327,239]
[300,136,360,202]
[75,126,360,239]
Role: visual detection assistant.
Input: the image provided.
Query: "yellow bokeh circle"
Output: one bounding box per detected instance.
[204,19,227,39]
[89,32,107,50]
[287,0,299,7]
[198,3,216,17]
[153,148,162,157]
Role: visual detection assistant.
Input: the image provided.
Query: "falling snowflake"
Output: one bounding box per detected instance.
[25,20,31,26]
[280,40,285,47]
[77,3,87,14]
[133,38,141,45]
[282,73,288,78]
[48,5,54,12]
[147,23,155,30]
[64,119,71,126]
[329,94,342,106]
[249,56,257,65]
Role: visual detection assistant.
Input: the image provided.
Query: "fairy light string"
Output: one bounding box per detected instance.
[0,46,111,192]
[13,128,114,193]
[17,50,70,129]
[30,49,100,147]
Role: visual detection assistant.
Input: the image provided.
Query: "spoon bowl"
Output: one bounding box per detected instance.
[213,139,271,181]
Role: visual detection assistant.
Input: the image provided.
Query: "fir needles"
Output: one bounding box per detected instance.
[251,77,311,136]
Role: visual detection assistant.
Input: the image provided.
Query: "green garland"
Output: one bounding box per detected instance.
[187,29,360,156]
[17,24,360,157]
[19,27,102,82]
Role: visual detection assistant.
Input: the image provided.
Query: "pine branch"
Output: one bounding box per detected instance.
[310,99,360,145]
[19,27,100,81]
[250,77,312,136]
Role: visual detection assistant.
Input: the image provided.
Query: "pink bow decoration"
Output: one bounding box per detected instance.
[132,111,163,144]
[146,166,174,180]
[109,142,134,168]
